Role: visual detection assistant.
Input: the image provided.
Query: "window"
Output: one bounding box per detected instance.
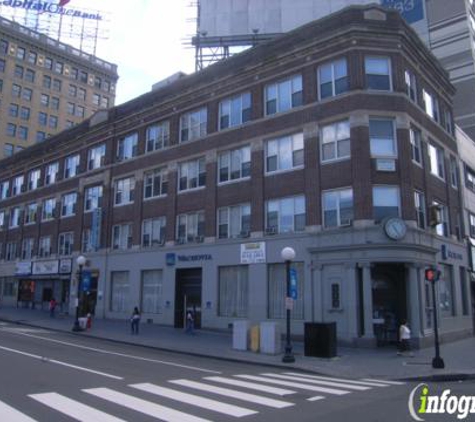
[67,102,75,115]
[117,133,138,161]
[22,88,32,101]
[114,177,135,205]
[144,168,168,199]
[78,88,86,100]
[265,74,302,115]
[219,92,251,130]
[61,192,77,217]
[40,93,49,107]
[18,126,28,141]
[112,223,133,249]
[432,200,449,237]
[92,93,100,106]
[218,266,248,317]
[9,103,19,118]
[0,58,4,72]
[27,51,37,64]
[0,40,7,54]
[82,229,94,253]
[266,133,304,173]
[12,175,24,196]
[320,120,350,162]
[16,47,25,60]
[466,166,475,191]
[180,107,207,142]
[4,144,13,157]
[87,144,106,170]
[469,213,475,238]
[0,181,9,200]
[49,115,58,129]
[38,236,52,258]
[331,282,341,310]
[9,206,21,228]
[140,270,164,314]
[24,203,38,225]
[84,185,103,211]
[76,105,85,118]
[178,158,206,191]
[20,106,30,120]
[38,112,47,126]
[79,70,88,83]
[449,156,459,188]
[414,191,426,229]
[69,84,77,97]
[266,195,305,233]
[373,186,400,222]
[428,143,445,180]
[0,210,4,229]
[36,131,46,143]
[71,67,78,79]
[460,268,469,316]
[218,146,251,183]
[365,56,391,90]
[14,65,24,78]
[100,96,109,108]
[51,97,59,110]
[5,242,17,261]
[21,238,34,260]
[318,58,348,99]
[54,61,63,74]
[28,169,41,190]
[142,217,166,247]
[45,162,58,185]
[24,69,35,83]
[423,89,439,122]
[445,109,453,135]
[64,154,80,178]
[6,123,17,137]
[369,118,396,158]
[52,79,62,92]
[12,84,21,97]
[42,198,56,221]
[410,127,422,165]
[268,262,304,319]
[43,75,51,89]
[438,264,454,317]
[322,188,353,228]
[44,57,53,69]
[218,204,251,239]
[146,121,170,152]
[404,69,417,102]
[110,271,130,312]
[58,232,73,256]
[176,211,205,243]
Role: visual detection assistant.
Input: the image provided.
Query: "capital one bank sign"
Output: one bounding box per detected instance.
[1,0,103,20]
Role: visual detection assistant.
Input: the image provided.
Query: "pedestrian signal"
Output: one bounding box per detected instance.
[425,268,440,282]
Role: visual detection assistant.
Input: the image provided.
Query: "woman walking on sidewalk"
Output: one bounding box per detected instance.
[130,307,141,335]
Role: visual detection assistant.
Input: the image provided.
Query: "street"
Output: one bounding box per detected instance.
[0,321,471,422]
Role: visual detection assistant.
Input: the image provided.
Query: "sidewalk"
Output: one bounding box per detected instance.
[0,306,474,381]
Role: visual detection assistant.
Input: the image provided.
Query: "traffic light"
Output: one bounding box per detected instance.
[425,267,440,282]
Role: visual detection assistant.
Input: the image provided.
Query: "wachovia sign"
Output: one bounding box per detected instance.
[2,0,103,20]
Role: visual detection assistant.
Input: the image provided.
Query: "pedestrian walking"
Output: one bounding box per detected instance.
[130,307,141,335]
[397,319,413,357]
[49,297,57,318]
[185,310,194,334]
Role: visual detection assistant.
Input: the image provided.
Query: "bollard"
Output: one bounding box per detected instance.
[86,313,92,329]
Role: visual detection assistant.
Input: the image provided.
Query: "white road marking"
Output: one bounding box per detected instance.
[307,396,325,402]
[0,345,122,380]
[284,373,391,387]
[361,378,405,385]
[169,379,294,409]
[204,376,295,395]
[235,375,350,395]
[0,400,38,422]
[261,373,370,391]
[84,387,212,422]
[131,382,257,417]
[29,392,126,422]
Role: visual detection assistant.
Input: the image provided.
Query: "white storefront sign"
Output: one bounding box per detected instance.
[15,261,32,275]
[32,260,59,275]
[240,242,266,264]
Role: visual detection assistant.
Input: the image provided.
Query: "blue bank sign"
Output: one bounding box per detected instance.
[2,1,103,20]
[380,0,425,24]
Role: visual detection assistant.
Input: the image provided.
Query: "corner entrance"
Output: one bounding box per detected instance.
[174,268,202,329]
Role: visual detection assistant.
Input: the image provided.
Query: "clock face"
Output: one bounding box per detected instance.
[384,217,407,240]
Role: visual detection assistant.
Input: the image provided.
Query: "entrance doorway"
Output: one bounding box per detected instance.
[175,268,202,329]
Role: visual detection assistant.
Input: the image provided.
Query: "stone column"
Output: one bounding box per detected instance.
[312,263,324,322]
[360,263,374,338]
[346,263,359,339]
[406,263,422,339]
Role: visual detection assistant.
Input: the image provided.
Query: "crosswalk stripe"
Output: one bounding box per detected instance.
[284,373,391,388]
[84,387,211,422]
[169,379,294,409]
[0,400,38,422]
[307,396,325,402]
[361,378,405,386]
[204,376,295,395]
[29,392,126,422]
[261,373,370,391]
[235,375,350,395]
[130,383,257,417]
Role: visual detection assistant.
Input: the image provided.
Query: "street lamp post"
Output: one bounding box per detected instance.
[72,255,86,332]
[281,246,296,363]
[425,267,445,369]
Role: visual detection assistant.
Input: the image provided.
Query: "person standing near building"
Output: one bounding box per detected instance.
[130,307,141,335]
[397,319,413,356]
[186,311,194,334]
[49,297,57,318]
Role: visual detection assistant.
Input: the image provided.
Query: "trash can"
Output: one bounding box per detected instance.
[78,317,88,330]
[304,322,337,358]
[232,320,250,351]
[260,322,281,354]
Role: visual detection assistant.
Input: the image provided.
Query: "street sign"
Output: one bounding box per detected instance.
[289,268,298,299]
[81,270,92,292]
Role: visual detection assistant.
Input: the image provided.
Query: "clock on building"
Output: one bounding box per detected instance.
[383,217,407,240]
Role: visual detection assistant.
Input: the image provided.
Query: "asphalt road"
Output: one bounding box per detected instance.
[0,321,471,422]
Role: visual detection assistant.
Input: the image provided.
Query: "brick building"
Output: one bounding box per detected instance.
[0,5,471,347]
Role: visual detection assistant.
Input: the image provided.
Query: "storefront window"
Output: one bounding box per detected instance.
[110,271,129,312]
[438,264,454,317]
[218,266,248,317]
[141,270,163,314]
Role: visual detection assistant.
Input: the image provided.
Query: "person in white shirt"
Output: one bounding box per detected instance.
[397,319,414,356]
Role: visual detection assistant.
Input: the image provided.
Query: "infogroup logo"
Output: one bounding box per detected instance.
[408,383,475,421]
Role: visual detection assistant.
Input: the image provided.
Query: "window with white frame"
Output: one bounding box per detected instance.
[268,262,304,319]
[266,133,304,173]
[365,56,391,90]
[469,213,475,238]
[21,238,34,260]
[42,198,56,221]
[28,169,41,190]
[144,168,168,199]
[266,195,305,233]
[404,69,417,102]
[218,146,251,183]
[38,236,51,257]
[423,89,439,122]
[176,211,205,243]
[24,203,37,225]
[320,120,350,162]
[61,192,77,217]
[180,107,207,142]
[141,270,163,314]
[432,200,449,237]
[373,186,400,222]
[318,58,348,99]
[12,175,24,196]
[9,206,21,228]
[445,109,453,135]
[45,162,58,185]
[369,118,396,157]
[449,156,459,188]
[410,127,422,165]
[142,217,166,247]
[58,232,73,256]
[112,223,133,249]
[265,74,303,115]
[414,190,426,229]
[110,271,130,312]
[0,181,9,199]
[0,210,5,229]
[87,143,106,170]
[146,121,170,152]
[117,133,138,161]
[218,266,249,317]
[428,143,445,180]
[322,188,354,228]
[178,158,206,191]
[82,228,95,253]
[5,242,17,261]
[64,154,80,179]
[218,203,251,238]
[219,92,251,130]
[466,166,475,191]
[84,185,103,211]
[114,177,135,205]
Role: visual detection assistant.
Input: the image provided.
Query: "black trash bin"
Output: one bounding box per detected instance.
[304,322,337,358]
